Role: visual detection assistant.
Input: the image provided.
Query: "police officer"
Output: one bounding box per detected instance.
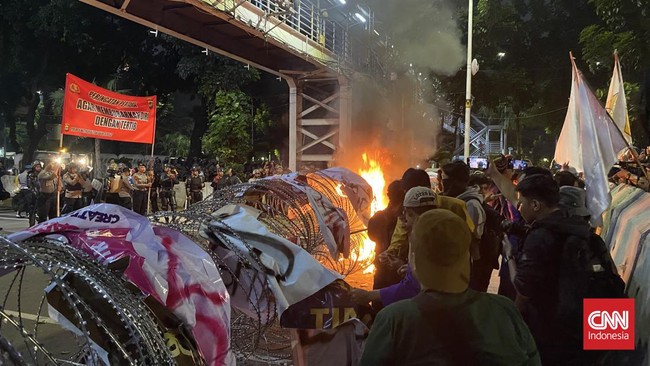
[37,161,59,223]
[160,165,178,211]
[62,162,85,214]
[105,161,121,204]
[148,166,160,213]
[132,162,151,215]
[185,167,204,205]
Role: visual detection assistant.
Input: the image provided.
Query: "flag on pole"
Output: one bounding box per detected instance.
[554,55,628,226]
[605,53,632,143]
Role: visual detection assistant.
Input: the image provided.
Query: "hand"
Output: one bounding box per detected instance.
[378,252,405,271]
[397,264,408,276]
[350,288,379,305]
[484,193,502,203]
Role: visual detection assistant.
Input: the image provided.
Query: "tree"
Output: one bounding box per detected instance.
[579,0,650,145]
[159,132,191,157]
[202,90,271,169]
[432,0,602,160]
[0,0,155,161]
[174,49,262,158]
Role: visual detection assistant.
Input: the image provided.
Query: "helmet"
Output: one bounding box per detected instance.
[32,160,43,168]
[191,166,200,172]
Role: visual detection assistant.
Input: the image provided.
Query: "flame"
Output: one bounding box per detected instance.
[356,152,388,274]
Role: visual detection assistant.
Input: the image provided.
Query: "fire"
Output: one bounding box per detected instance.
[355,152,388,274]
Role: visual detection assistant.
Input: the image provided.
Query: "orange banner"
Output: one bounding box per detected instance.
[61,73,156,144]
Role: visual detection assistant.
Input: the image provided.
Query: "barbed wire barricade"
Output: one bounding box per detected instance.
[0,236,175,365]
[0,168,373,364]
[149,170,373,363]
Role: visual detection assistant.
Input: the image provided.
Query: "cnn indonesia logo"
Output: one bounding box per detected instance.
[583,298,635,350]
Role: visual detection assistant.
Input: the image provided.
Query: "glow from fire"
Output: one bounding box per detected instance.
[356,152,388,274]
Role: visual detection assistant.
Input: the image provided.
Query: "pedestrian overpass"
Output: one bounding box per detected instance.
[80,0,386,171]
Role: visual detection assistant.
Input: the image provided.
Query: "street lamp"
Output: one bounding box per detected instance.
[463,0,474,160]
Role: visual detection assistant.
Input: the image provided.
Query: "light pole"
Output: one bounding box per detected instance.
[463,0,474,160]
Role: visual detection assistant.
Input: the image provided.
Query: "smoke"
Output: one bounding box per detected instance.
[334,1,464,180]
[369,0,465,75]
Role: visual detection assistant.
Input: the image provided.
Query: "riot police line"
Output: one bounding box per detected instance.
[9,159,215,225]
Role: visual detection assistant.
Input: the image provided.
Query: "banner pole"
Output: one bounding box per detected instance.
[147,142,154,214]
[604,101,649,181]
[56,133,64,217]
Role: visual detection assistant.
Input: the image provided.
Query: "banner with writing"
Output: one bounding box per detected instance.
[61,73,156,144]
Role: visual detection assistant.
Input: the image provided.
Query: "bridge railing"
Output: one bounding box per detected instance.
[241,0,386,75]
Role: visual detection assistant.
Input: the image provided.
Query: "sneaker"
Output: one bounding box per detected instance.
[16,212,22,218]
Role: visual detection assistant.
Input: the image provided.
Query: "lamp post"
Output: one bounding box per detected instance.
[463,0,474,160]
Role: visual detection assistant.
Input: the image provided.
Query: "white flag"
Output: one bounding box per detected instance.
[605,53,632,143]
[554,56,628,226]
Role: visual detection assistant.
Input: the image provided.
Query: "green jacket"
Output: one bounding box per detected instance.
[359,289,541,366]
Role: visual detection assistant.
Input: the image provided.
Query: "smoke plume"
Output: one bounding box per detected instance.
[334,0,465,181]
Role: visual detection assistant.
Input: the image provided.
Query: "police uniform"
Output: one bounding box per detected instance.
[186,172,204,205]
[62,166,84,214]
[37,165,59,223]
[132,165,151,215]
[160,167,178,211]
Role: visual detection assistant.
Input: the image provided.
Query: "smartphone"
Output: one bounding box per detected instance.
[467,157,489,170]
[512,159,528,170]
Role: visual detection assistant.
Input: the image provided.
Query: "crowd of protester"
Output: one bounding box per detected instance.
[353,155,633,365]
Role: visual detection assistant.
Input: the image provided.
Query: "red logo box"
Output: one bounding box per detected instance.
[584,298,635,350]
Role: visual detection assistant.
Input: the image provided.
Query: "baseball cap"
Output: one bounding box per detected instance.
[559,186,590,218]
[410,209,471,293]
[403,187,438,208]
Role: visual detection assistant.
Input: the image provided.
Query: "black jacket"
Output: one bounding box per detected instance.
[514,209,591,361]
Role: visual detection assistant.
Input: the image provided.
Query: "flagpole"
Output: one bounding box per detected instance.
[604,111,649,180]
[56,133,64,217]
[147,142,154,214]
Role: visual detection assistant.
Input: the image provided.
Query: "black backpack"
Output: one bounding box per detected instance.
[464,197,505,269]
[556,231,626,324]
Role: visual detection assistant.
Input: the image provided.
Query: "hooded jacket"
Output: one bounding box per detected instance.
[514,209,591,360]
[457,186,486,239]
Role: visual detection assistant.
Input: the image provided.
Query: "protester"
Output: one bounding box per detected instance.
[554,170,581,187]
[37,162,59,223]
[379,168,475,269]
[478,175,525,301]
[359,209,540,366]
[441,161,492,291]
[507,174,603,365]
[368,180,404,289]
[352,186,473,307]
[62,163,85,214]
[132,162,152,215]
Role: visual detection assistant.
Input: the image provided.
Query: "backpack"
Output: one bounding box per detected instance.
[463,197,505,269]
[556,231,626,325]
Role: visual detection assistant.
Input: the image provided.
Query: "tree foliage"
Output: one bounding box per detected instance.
[579,0,650,144]
[202,90,271,167]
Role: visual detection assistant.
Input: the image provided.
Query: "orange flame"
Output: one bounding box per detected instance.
[356,152,388,274]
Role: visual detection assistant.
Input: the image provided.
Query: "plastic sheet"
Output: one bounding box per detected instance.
[9,203,233,366]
